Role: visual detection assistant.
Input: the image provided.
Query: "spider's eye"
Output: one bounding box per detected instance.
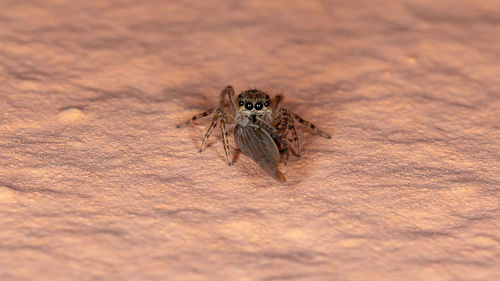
[264,101,269,107]
[245,102,253,110]
[255,102,263,110]
[239,101,244,106]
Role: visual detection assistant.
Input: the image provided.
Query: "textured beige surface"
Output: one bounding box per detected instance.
[1,0,499,280]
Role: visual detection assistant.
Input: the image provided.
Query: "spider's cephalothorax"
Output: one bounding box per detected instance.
[235,90,272,126]
[177,86,331,182]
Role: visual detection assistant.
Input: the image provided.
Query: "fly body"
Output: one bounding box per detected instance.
[235,124,286,182]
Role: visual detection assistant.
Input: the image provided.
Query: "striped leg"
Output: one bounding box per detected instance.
[220,85,237,114]
[177,108,216,128]
[271,94,283,112]
[277,137,290,164]
[219,118,232,166]
[270,108,288,137]
[291,113,331,139]
[288,118,300,157]
[277,109,299,157]
[199,112,223,152]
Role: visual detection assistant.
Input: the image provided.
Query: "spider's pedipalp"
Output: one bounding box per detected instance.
[254,116,279,136]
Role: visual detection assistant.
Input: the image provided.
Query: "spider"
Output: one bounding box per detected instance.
[177,86,331,182]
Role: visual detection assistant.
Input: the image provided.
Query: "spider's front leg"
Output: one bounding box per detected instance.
[219,85,237,114]
[271,94,283,112]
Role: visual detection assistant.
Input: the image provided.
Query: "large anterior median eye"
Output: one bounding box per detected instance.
[254,102,263,110]
[245,102,253,110]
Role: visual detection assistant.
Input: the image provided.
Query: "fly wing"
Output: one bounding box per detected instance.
[235,125,286,182]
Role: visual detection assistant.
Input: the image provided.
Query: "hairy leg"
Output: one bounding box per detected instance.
[288,118,300,157]
[271,94,283,112]
[220,85,237,114]
[275,108,299,158]
[291,112,331,139]
[177,108,216,128]
[219,117,232,166]
[199,111,223,152]
[275,136,290,164]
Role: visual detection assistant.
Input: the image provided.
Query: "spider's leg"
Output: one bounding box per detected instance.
[271,94,283,112]
[219,117,232,166]
[271,115,281,128]
[291,112,331,139]
[275,136,290,164]
[199,111,223,152]
[278,109,290,137]
[220,85,237,113]
[288,117,300,157]
[277,109,299,159]
[177,108,216,128]
[278,109,300,157]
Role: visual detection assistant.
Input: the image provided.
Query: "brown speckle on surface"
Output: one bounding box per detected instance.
[1,0,499,281]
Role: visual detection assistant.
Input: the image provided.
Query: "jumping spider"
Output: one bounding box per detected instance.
[177,86,331,182]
